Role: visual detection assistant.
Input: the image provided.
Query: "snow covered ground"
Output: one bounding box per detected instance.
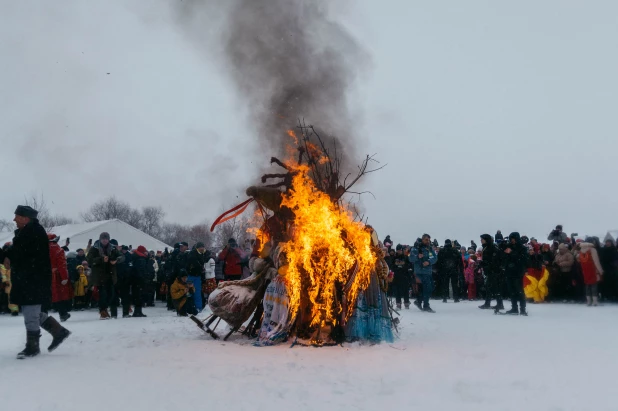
[1,301,615,411]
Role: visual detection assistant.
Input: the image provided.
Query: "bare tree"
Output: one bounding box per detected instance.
[141,206,165,237]
[0,219,13,232]
[81,196,134,223]
[213,214,252,251]
[157,222,213,249]
[23,193,74,231]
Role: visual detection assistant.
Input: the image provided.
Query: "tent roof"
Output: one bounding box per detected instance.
[0,219,171,251]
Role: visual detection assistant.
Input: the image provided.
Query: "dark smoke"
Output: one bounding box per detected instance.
[177,0,368,162]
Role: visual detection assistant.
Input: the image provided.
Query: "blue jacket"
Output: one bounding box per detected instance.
[409,245,438,276]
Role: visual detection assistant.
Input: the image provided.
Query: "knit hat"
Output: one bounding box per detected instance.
[228,238,237,246]
[14,205,38,219]
[195,241,205,249]
[134,245,148,257]
[444,239,452,247]
[180,241,189,247]
[396,244,403,251]
[99,232,111,241]
[122,245,129,251]
[110,239,119,246]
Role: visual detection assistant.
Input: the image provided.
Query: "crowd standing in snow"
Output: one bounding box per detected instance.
[1,203,615,355]
[382,224,615,315]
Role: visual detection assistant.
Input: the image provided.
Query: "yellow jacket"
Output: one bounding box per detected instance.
[74,271,89,297]
[171,278,194,310]
[0,264,9,285]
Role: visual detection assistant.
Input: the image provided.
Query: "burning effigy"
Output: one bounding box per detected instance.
[192,124,395,346]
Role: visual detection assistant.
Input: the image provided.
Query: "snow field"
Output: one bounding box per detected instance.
[0,302,615,411]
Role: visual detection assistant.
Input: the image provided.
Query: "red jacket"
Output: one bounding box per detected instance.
[218,246,245,276]
[50,242,72,302]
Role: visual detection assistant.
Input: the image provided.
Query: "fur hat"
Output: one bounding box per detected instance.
[14,205,38,219]
[99,232,111,241]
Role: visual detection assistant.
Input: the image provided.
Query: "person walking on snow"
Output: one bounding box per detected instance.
[48,234,73,322]
[0,205,71,359]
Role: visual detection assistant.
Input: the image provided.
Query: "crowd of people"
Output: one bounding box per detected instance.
[1,202,615,356]
[382,224,616,315]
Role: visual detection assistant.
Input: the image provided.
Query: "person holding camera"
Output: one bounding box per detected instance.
[87,232,120,319]
[410,234,438,313]
[548,225,568,244]
[218,238,246,281]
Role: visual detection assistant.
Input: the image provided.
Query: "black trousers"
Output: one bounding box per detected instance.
[392,275,410,305]
[507,276,526,310]
[99,280,118,315]
[120,277,143,316]
[441,271,459,300]
[484,270,504,305]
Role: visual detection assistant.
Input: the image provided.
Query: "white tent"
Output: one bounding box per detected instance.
[0,219,171,251]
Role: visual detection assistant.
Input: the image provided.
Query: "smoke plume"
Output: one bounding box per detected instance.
[177,0,368,161]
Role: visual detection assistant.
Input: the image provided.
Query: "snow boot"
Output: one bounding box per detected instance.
[11,311,19,317]
[110,306,118,319]
[423,305,436,313]
[132,307,147,318]
[505,307,519,315]
[41,316,71,352]
[396,303,402,310]
[442,298,447,303]
[60,313,71,322]
[454,299,460,303]
[592,297,599,307]
[17,331,40,359]
[519,309,528,316]
[404,303,410,310]
[586,296,592,307]
[413,300,423,311]
[99,309,110,320]
[491,302,505,311]
[478,303,491,309]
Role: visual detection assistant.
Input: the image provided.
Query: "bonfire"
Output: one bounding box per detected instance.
[201,123,390,345]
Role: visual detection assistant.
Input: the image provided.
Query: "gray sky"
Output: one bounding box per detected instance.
[1,1,616,246]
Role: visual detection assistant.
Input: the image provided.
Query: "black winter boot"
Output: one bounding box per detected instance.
[519,308,528,316]
[41,316,71,352]
[413,300,423,311]
[17,331,40,359]
[60,313,71,322]
[479,302,491,309]
[505,307,519,315]
[132,307,147,318]
[491,302,505,311]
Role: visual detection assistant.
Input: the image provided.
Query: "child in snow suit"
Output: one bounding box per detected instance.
[171,274,198,316]
[464,255,478,300]
[73,265,89,311]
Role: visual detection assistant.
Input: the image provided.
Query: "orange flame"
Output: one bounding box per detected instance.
[280,167,376,327]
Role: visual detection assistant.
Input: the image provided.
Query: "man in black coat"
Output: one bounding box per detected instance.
[0,206,71,359]
[87,232,120,319]
[478,234,504,310]
[391,244,411,309]
[503,232,529,316]
[436,239,464,303]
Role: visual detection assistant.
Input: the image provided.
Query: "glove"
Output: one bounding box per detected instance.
[61,280,68,285]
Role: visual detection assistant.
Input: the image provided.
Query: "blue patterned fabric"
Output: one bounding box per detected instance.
[345,289,394,343]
